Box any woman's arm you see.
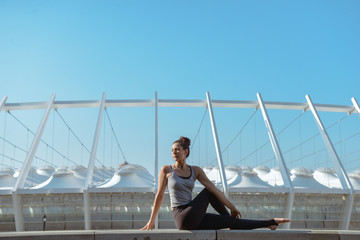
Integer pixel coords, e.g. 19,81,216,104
141,165,169,230
194,166,242,218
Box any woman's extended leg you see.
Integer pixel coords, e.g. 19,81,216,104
197,213,278,230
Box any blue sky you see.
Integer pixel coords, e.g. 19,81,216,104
0,1,360,176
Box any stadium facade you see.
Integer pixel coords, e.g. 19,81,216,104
0,92,360,231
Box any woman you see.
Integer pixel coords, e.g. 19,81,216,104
142,136,290,230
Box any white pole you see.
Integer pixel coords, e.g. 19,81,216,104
11,192,22,231
154,91,159,229
257,93,293,188
83,189,90,230
257,93,293,229
306,94,354,229
351,97,360,116
12,94,56,231
155,91,159,190
84,92,106,230
0,96,7,110
206,92,228,195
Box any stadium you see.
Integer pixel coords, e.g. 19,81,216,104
1,92,360,232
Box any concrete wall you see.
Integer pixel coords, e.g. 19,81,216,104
0,230,360,240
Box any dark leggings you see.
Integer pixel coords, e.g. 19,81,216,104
172,188,277,230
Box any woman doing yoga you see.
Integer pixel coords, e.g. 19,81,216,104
142,136,290,230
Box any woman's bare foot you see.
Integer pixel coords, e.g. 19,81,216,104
275,218,291,225
268,218,291,230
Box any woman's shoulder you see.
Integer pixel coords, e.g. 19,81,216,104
190,165,203,176
160,165,172,174
190,165,200,170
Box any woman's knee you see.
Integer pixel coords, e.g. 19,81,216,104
198,188,211,197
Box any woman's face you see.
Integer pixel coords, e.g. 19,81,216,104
172,143,188,161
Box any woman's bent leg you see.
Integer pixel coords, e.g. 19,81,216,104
192,188,229,216
172,188,229,230
204,189,230,216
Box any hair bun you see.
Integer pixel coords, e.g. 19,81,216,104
179,136,191,148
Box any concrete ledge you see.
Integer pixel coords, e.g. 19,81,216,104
0,229,360,240
338,230,360,240
0,230,94,240
96,229,216,240
217,229,340,240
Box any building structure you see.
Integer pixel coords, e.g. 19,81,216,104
0,92,359,231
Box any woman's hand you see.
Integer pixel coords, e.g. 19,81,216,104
230,208,242,219
141,219,155,230
141,165,170,231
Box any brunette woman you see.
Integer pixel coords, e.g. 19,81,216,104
142,136,290,230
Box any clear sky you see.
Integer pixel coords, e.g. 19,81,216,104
0,1,360,177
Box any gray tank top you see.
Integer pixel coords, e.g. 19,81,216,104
167,165,196,207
